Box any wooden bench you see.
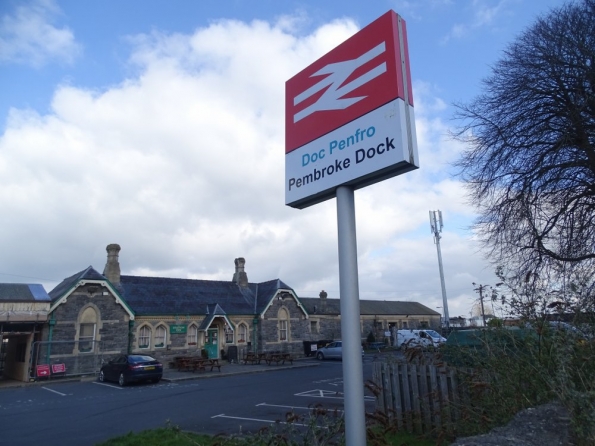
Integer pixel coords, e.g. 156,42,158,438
205,359,222,372
244,353,260,364
265,352,293,365
191,358,206,372
174,357,191,371
265,353,283,365
243,352,263,365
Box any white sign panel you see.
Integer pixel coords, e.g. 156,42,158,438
286,98,417,208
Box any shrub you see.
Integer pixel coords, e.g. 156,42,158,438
441,321,595,444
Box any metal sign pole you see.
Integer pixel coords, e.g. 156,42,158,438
336,185,367,446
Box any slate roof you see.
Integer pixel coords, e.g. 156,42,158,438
49,266,294,317
49,266,106,302
298,297,440,316
118,276,292,316
0,284,50,302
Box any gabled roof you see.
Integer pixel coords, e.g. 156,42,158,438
198,304,235,331
49,266,135,319
0,284,50,302
49,266,106,302
119,275,293,317
298,297,440,316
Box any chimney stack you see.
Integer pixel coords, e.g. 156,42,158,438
103,244,121,286
319,290,328,299
232,257,249,287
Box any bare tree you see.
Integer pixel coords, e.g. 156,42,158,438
454,0,595,280
494,259,595,321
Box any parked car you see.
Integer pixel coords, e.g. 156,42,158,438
316,341,365,360
98,354,163,386
542,321,591,344
396,329,446,349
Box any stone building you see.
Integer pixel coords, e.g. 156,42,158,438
44,244,310,371
299,291,441,345
1,244,441,381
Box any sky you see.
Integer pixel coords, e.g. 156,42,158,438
0,0,569,321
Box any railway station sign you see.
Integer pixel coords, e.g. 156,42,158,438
285,10,419,209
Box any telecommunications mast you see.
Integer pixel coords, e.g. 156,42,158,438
429,210,450,329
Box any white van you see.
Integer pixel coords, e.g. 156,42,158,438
395,329,446,349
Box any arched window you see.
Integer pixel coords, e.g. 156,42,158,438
78,307,97,353
238,323,248,343
138,325,151,349
187,324,198,345
278,308,289,341
155,325,166,348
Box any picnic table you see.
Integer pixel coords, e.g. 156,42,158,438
264,352,293,365
243,352,267,365
174,356,194,371
193,358,221,372
174,356,222,372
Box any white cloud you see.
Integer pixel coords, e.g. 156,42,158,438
0,0,81,67
441,0,508,43
0,14,498,320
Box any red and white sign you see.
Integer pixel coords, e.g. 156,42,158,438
286,10,412,154
51,363,66,374
36,364,50,377
285,10,418,209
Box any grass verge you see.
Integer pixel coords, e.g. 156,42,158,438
96,423,437,446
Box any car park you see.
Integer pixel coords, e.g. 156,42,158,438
315,340,365,360
98,354,163,386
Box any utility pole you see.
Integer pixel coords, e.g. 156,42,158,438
473,283,488,327
429,210,450,330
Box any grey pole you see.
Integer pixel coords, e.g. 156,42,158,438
336,185,367,446
430,210,450,329
435,235,450,328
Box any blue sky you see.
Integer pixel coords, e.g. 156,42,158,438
0,0,568,320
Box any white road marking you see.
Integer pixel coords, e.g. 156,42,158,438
212,414,310,426
41,387,68,396
92,382,123,390
295,389,375,401
295,389,344,399
256,402,339,411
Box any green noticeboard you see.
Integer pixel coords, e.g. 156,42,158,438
170,324,187,334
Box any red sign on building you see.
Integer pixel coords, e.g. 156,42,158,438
51,363,66,374
36,364,50,377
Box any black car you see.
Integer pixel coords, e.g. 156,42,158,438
98,354,163,386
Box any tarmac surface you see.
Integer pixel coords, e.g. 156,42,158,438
0,357,321,388
161,357,320,382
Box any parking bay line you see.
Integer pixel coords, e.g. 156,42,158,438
295,389,375,401
256,402,342,412
92,382,124,390
42,387,68,396
212,414,310,427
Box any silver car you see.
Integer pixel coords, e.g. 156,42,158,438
315,341,364,360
